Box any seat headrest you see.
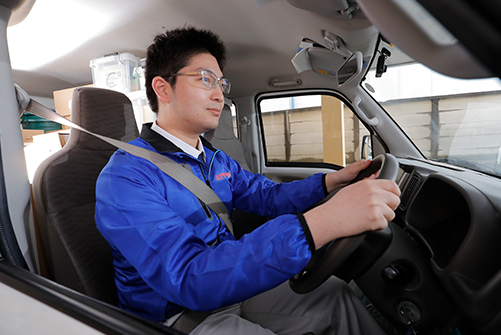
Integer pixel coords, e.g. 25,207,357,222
204,104,234,141
67,87,139,150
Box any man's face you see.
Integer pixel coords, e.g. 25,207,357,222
168,52,225,135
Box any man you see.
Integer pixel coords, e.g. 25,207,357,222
95,27,401,334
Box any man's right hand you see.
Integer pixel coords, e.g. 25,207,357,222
303,179,401,250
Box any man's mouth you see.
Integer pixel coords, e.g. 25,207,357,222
207,106,222,115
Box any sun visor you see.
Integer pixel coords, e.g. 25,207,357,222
307,48,349,78
291,37,363,87
291,37,348,74
291,38,326,73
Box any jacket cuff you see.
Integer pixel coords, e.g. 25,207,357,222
321,173,329,196
296,213,315,254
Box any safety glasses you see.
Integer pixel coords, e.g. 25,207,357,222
170,70,231,94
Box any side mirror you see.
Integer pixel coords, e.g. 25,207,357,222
361,135,373,160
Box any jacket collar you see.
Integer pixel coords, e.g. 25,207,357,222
140,122,216,154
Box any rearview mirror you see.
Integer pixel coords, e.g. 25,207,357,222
337,51,363,86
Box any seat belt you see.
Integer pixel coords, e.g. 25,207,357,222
24,98,235,236
170,309,212,333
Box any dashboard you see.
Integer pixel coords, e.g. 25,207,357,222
354,157,501,334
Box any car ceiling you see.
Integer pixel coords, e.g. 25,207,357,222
8,0,389,99
13,0,491,101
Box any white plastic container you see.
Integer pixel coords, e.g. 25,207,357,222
126,90,155,128
89,52,141,93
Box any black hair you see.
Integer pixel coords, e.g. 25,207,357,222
145,26,226,113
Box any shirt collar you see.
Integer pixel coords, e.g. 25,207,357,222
140,122,215,158
151,121,205,160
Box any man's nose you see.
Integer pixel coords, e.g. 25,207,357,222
211,85,224,102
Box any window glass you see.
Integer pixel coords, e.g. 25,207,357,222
365,61,501,176
260,94,370,167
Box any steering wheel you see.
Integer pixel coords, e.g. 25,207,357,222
289,153,400,294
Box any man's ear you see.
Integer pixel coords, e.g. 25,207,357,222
152,76,172,104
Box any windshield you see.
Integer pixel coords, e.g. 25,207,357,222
364,54,501,177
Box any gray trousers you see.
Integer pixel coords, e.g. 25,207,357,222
189,277,388,335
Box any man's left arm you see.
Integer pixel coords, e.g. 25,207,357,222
323,159,372,193
228,156,371,218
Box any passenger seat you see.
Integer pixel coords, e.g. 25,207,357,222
204,101,269,238
204,101,250,171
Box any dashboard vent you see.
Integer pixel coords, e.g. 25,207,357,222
400,174,420,210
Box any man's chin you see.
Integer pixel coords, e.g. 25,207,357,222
201,124,219,135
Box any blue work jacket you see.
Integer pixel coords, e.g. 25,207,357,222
95,123,328,322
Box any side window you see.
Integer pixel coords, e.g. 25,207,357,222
260,94,370,167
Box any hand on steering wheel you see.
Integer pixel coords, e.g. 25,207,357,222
289,154,400,294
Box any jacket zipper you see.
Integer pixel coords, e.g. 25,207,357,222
196,150,225,245
197,164,213,220
196,150,219,220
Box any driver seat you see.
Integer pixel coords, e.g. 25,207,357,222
32,87,139,305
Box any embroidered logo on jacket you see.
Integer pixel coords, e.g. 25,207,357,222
215,172,231,180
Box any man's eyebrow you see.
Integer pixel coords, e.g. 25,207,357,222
194,67,210,72
196,67,221,76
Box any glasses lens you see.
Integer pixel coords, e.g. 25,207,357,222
221,78,231,94
199,71,230,94
201,71,217,89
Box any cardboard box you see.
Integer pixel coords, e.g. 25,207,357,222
53,84,93,123
22,129,45,144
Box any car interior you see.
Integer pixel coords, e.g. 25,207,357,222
1,0,501,334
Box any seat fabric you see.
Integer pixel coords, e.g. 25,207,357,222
204,104,268,238
204,104,250,171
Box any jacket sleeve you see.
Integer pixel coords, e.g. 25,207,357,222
223,153,328,218
95,153,313,313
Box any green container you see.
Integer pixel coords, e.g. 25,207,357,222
20,112,62,132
